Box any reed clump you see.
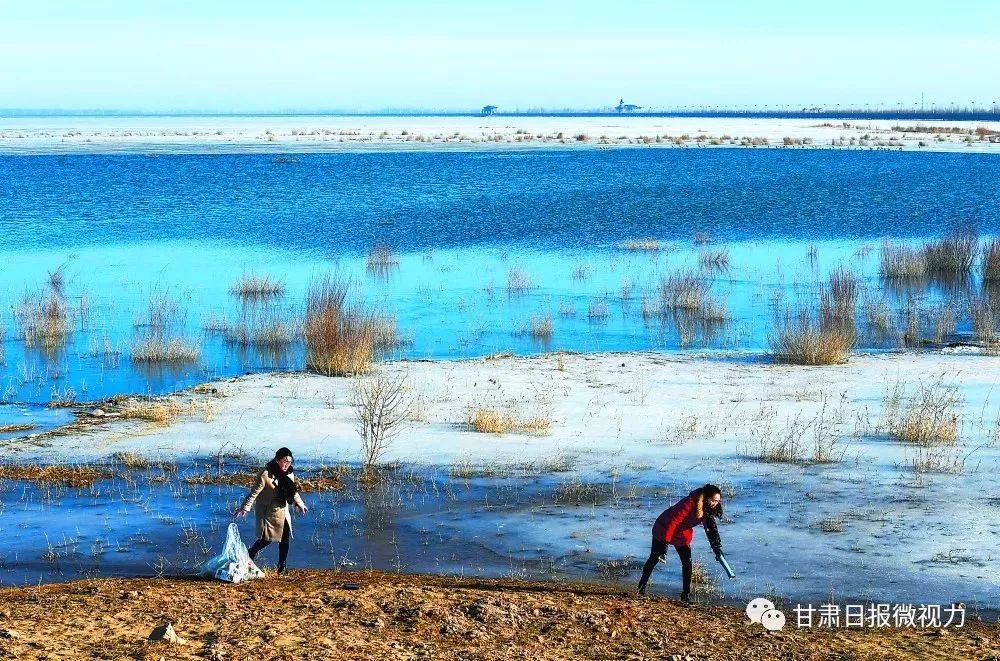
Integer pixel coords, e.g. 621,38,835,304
304,276,393,376
229,273,286,301
466,407,552,435
922,227,977,276
880,241,926,282
982,239,1000,284
619,238,662,251
118,398,185,424
506,268,535,295
883,378,960,447
366,244,400,276
529,314,553,340
131,336,201,364
15,290,71,351
769,309,854,365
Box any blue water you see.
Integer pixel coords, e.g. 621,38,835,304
3,150,998,251
1,149,999,404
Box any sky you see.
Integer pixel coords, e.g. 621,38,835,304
2,0,998,113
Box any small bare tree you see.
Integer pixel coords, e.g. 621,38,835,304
351,370,409,481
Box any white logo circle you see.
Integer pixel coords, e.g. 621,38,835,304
760,608,786,631
745,597,776,624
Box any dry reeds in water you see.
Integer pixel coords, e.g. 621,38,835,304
983,239,1000,284
229,273,285,301
769,308,854,365
588,298,610,321
304,276,392,376
922,227,977,277
969,295,1000,349
698,249,730,272
366,244,400,277
619,238,662,252
880,241,926,282
131,337,201,364
883,378,960,446
529,314,553,340
15,290,71,351
506,268,535,295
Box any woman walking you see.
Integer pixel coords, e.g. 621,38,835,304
234,447,308,574
636,483,724,602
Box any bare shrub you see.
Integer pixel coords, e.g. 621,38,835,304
351,370,409,480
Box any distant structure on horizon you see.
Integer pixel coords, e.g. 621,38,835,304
615,99,642,113
481,105,498,116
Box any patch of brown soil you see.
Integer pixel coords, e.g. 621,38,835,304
0,571,995,660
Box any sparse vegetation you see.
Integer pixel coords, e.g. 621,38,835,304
304,276,388,376
351,370,410,481
768,308,854,365
466,407,551,435
883,377,961,447
228,272,286,300
366,244,400,276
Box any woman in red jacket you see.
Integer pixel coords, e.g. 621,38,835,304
636,484,724,602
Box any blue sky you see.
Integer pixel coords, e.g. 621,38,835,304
2,0,998,112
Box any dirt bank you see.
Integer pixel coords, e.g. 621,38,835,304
0,571,995,660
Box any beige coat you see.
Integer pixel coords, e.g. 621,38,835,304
241,469,300,542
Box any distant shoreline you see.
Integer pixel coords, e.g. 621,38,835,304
3,109,1000,121
2,114,999,155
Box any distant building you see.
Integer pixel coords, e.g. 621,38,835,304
615,98,642,113
482,105,498,116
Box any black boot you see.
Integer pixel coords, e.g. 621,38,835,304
679,591,690,606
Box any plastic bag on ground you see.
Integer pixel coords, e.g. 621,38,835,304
199,522,265,583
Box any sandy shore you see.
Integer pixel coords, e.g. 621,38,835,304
0,570,995,660
1,115,998,154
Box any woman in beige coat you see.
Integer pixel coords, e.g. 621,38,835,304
233,447,307,574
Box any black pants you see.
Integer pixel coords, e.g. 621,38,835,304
248,523,290,571
637,538,692,595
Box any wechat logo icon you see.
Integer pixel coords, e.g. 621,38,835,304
747,597,785,631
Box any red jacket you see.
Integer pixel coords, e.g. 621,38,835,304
652,490,705,547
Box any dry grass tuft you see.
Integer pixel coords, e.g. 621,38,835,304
366,244,400,276
884,378,960,446
0,464,111,487
769,309,854,365
304,276,392,376
466,407,552,435
619,238,662,251
118,398,185,424
922,227,977,275
229,273,286,300
880,241,926,282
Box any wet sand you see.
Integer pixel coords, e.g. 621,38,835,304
0,570,995,660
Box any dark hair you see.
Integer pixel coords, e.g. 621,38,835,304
275,447,293,461
702,483,723,517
